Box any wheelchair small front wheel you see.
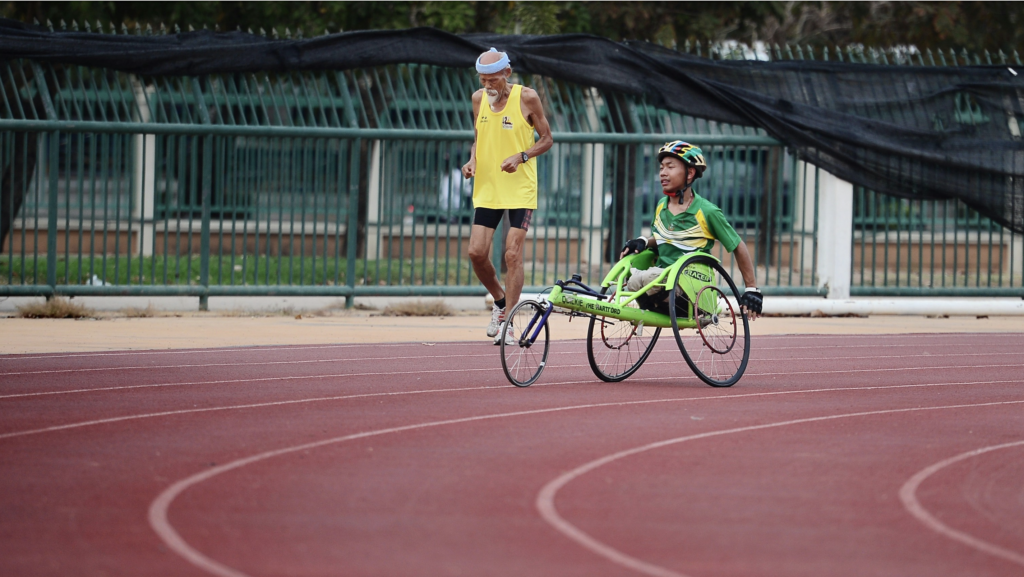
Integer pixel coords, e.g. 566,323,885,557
501,300,551,387
669,256,750,387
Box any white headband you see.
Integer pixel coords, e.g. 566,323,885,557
475,47,510,74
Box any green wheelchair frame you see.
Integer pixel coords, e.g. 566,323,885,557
499,250,751,388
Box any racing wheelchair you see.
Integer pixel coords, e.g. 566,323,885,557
499,249,750,388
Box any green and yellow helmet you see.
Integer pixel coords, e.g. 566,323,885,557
657,140,707,180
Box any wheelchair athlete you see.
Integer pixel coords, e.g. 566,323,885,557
618,141,763,319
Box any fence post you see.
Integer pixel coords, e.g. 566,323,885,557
345,138,361,308
191,77,212,311
1013,233,1023,290
130,77,156,257
581,140,605,269
31,63,60,296
365,140,382,264
816,170,853,298
46,130,59,293
794,160,820,285
581,89,605,273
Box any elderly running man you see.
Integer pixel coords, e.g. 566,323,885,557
462,47,553,344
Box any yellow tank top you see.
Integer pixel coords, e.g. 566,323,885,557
472,84,538,209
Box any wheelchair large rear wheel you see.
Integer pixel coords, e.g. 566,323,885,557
669,256,750,387
586,286,661,382
500,300,551,387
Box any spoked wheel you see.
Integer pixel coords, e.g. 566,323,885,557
669,256,750,387
500,299,551,387
587,286,661,382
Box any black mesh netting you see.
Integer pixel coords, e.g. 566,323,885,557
2,19,1023,233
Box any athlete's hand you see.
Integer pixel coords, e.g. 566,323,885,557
739,288,762,321
500,154,522,173
619,237,648,259
462,159,476,179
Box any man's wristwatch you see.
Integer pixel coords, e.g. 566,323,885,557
520,151,529,163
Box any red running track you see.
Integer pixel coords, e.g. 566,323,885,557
1,333,1022,577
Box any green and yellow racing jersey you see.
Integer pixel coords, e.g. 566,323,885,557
651,192,742,269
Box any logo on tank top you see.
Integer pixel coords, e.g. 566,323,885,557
502,116,513,129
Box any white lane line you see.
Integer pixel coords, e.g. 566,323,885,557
536,400,1024,577
899,441,1024,567
148,398,729,577
0,366,508,400
749,363,1024,378
0,341,494,362
741,333,1024,340
3,357,1021,401
0,384,503,441
4,350,1021,378
5,332,1021,362
0,352,512,377
2,376,1018,444
671,336,1024,348
147,394,1024,577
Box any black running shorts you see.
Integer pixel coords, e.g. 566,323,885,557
473,208,533,231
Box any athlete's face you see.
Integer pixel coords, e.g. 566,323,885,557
659,157,694,194
479,68,511,103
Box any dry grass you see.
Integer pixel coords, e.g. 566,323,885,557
121,303,159,318
206,307,300,318
381,299,454,317
17,296,96,319
212,300,377,318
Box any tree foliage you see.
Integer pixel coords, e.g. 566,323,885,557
3,2,1023,53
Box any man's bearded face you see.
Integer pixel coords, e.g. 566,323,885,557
479,69,510,104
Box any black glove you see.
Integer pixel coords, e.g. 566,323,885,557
621,237,648,256
739,288,763,315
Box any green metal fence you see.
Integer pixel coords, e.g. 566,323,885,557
851,188,1023,296
2,28,1022,307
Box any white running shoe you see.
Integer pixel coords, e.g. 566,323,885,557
486,304,505,337
494,322,516,346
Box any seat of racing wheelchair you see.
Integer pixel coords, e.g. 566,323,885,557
634,288,690,318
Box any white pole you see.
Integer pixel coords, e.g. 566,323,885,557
131,77,156,257
365,140,382,261
580,88,604,267
816,170,854,299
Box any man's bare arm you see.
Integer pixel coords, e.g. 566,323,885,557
732,240,760,319
732,241,758,289
500,87,553,173
462,90,483,179
521,87,553,159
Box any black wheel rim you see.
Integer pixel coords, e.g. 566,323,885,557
501,300,550,387
669,257,750,387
